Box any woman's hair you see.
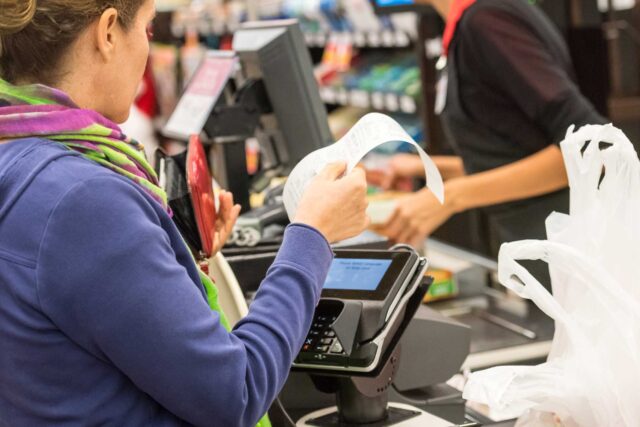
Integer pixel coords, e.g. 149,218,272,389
0,0,146,84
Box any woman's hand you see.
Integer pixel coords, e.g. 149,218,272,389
377,183,461,248
211,190,241,255
294,162,370,243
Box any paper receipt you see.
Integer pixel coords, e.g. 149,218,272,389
283,113,444,221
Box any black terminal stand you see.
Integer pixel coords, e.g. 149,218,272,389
300,278,432,427
202,79,272,213
307,347,421,426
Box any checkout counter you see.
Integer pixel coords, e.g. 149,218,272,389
224,241,473,427
161,19,554,426
223,233,553,426
423,240,554,372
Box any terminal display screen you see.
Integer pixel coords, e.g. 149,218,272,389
324,259,393,291
321,250,414,300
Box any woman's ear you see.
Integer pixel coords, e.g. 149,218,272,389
95,8,119,62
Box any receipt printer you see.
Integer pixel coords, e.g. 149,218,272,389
293,248,428,374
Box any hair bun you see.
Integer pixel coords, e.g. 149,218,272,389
0,0,37,36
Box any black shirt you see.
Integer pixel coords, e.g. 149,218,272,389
442,0,606,175
439,0,607,272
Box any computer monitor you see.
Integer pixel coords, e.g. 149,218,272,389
232,20,333,171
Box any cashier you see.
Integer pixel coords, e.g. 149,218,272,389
375,0,606,256
0,1,369,426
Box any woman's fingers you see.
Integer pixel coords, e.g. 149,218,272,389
210,190,243,255
318,162,347,180
227,204,241,234
217,191,232,221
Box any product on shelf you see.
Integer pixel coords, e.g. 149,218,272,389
318,52,421,114
423,269,459,303
148,0,426,156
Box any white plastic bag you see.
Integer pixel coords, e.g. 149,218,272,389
463,124,640,426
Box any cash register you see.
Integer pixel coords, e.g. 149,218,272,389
289,246,471,427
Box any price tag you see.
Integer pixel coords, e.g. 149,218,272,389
400,96,417,114
368,32,381,47
382,30,394,47
354,32,366,47
385,93,399,112
350,90,370,109
320,87,336,104
395,31,410,47
337,88,349,105
371,92,385,110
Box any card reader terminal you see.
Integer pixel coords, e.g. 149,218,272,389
293,249,428,374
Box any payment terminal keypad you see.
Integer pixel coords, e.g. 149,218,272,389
301,314,344,355
296,304,351,366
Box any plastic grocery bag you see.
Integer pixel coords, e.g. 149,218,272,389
463,124,640,427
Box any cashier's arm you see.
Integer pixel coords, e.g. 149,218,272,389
447,145,567,209
379,145,567,244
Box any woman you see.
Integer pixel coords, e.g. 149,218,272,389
0,1,369,426
375,0,606,267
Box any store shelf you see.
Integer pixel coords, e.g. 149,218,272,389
304,30,414,48
319,86,418,114
156,0,190,12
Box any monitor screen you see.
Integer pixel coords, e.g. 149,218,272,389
323,258,393,291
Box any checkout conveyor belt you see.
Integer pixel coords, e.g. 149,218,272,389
432,295,554,370
423,239,555,371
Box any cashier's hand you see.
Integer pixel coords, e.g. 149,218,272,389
212,190,242,255
366,153,424,190
377,187,456,248
295,162,370,243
